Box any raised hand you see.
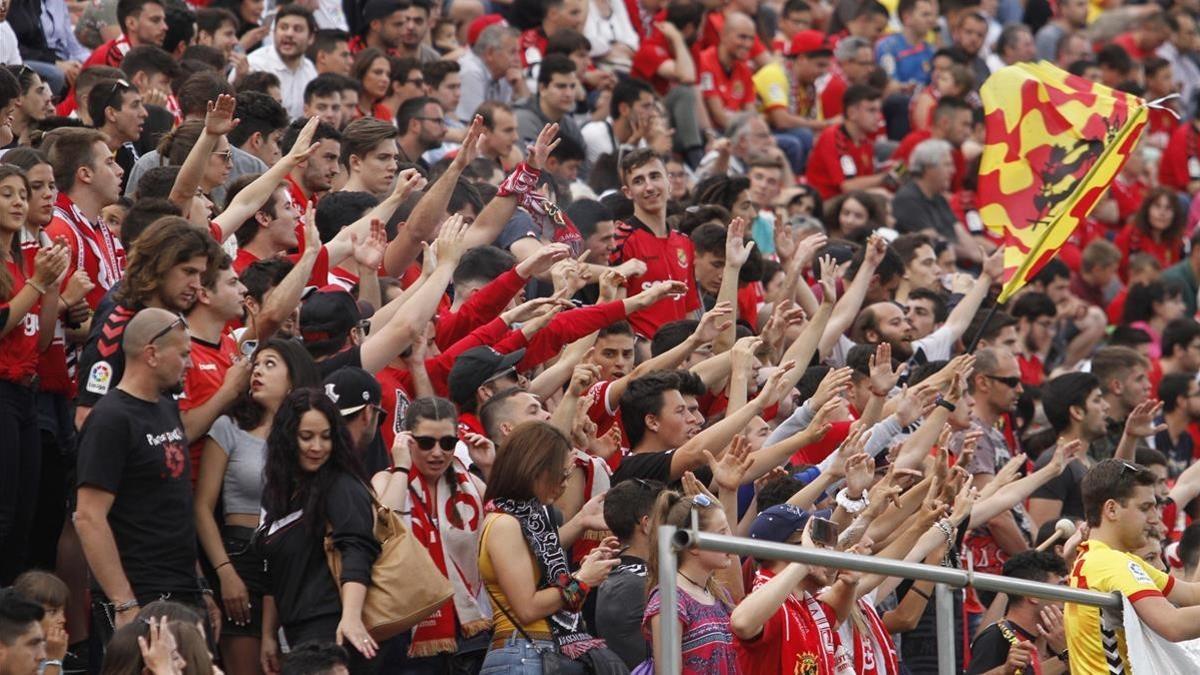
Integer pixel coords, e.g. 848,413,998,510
693,301,734,343
568,363,601,397
286,115,321,163
844,451,875,497
732,335,764,376
351,219,386,271
812,366,853,409
204,94,239,136
1125,399,1166,438
434,214,469,266
794,231,828,269
598,268,627,302
517,242,572,279
463,432,496,474
451,115,485,168
33,241,69,287
863,234,887,269
502,292,573,325
705,435,755,493
528,123,561,171
391,167,428,202
627,279,688,310
817,254,838,304
724,217,755,268
1049,438,1084,474
758,360,797,406
138,617,181,675
868,342,904,395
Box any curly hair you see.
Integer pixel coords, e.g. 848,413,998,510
115,217,221,309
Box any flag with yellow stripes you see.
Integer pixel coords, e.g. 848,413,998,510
978,61,1149,302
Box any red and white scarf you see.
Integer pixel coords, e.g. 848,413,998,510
405,459,490,656
752,570,840,674
852,597,900,675
53,192,122,291
569,449,612,564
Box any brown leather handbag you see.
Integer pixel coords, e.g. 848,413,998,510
325,496,453,641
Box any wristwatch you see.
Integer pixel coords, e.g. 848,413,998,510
934,395,956,413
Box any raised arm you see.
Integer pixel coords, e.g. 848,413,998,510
712,217,753,354
382,116,484,275
820,236,885,357
462,123,559,250
171,94,236,228
938,247,1002,341
212,116,321,241
243,219,322,343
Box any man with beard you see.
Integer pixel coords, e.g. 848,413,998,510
75,307,219,647
247,4,318,119
83,0,167,69
75,218,221,427
1029,373,1111,528
951,10,991,86
841,245,1001,365
282,118,342,219
1010,291,1057,388
395,97,446,172
1089,346,1154,461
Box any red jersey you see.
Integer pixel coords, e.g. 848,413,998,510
817,70,847,120
1017,353,1044,388
0,259,40,381
609,216,700,338
696,11,767,60
284,175,312,218
1158,122,1200,193
737,282,764,331
19,232,72,395
630,30,675,96
46,193,124,310
233,246,331,287
434,268,526,351
697,47,756,112
1114,223,1181,282
519,27,548,68
735,569,842,675
1112,33,1155,61
805,124,875,199
82,34,132,68
180,333,238,480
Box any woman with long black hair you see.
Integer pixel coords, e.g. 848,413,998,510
258,388,380,675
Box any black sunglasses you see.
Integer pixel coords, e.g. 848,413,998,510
149,315,187,344
413,435,457,451
985,374,1022,388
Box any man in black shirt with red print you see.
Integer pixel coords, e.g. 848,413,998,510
74,307,219,646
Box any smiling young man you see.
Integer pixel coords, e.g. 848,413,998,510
83,0,166,68
87,79,147,194
247,4,318,119
610,148,700,339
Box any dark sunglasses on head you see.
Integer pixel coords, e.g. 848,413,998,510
985,374,1021,388
414,435,457,451
149,315,187,344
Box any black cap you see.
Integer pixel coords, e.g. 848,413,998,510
448,346,526,406
300,287,359,347
323,367,382,416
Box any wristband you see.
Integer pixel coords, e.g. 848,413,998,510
496,162,541,198
214,560,232,571
1055,648,1069,662
43,660,62,670
555,573,589,612
390,466,409,474
835,487,869,514
934,395,956,413
112,599,139,613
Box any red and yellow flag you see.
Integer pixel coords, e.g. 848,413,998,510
978,61,1149,302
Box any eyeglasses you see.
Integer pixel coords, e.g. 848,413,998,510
1120,461,1141,474
406,77,426,86
985,374,1022,388
149,315,187,345
415,116,445,125
213,150,233,164
356,318,371,336
413,435,457,451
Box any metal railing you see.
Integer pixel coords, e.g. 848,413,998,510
656,524,1122,675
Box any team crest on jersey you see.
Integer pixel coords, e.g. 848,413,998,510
731,81,744,100
86,361,112,395
797,654,819,675
676,248,687,268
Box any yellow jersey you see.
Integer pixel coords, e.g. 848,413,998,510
1066,539,1176,673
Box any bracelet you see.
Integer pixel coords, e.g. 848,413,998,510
1055,648,1069,662
934,395,956,413
112,599,139,613
835,487,869,514
390,466,409,474
555,573,589,612
935,518,955,545
26,280,46,295
43,660,62,669
909,587,930,601
214,560,232,571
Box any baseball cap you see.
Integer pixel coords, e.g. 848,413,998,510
467,14,507,46
749,504,833,543
787,30,833,57
299,286,359,346
323,367,382,416
448,346,526,406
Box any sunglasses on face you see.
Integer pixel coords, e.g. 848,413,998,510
985,374,1021,388
413,435,457,451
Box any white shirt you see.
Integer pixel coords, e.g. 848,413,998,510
585,0,639,60
247,45,317,119
0,23,21,66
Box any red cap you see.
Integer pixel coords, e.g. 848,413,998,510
467,14,507,46
787,29,833,57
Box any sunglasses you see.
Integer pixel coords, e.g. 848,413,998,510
985,374,1022,388
413,435,457,451
149,315,187,344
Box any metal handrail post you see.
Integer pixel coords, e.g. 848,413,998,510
657,524,681,675
935,583,955,675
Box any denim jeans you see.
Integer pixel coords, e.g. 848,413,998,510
480,635,585,675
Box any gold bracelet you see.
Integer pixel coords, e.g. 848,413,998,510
26,280,46,295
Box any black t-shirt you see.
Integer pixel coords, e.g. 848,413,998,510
76,389,198,596
610,450,713,487
1030,448,1087,522
966,620,1037,674
77,301,137,408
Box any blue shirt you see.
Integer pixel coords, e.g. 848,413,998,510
875,32,933,85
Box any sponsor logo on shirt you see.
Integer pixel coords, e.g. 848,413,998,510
1128,560,1153,585
85,361,112,395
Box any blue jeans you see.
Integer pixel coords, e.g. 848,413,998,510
480,635,584,675
773,128,813,174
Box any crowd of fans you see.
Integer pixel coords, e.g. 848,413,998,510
0,0,1197,672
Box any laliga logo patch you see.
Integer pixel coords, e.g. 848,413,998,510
86,361,113,395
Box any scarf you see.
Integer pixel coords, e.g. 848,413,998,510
997,620,1042,675
569,449,612,564
485,497,606,660
406,460,490,656
751,569,840,674
853,597,900,675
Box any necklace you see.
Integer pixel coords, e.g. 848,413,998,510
678,570,712,595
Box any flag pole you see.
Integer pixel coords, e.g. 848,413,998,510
965,298,1001,354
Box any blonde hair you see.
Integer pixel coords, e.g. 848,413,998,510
644,490,732,609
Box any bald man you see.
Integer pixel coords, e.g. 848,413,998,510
74,307,216,645
697,11,759,130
